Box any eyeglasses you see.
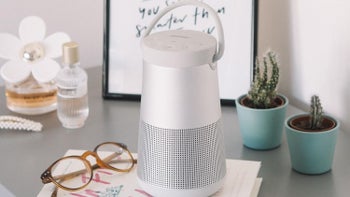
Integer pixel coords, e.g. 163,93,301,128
40,142,136,195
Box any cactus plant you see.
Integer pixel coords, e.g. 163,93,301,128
236,50,288,150
310,95,324,130
288,95,336,132
285,95,339,174
246,50,280,108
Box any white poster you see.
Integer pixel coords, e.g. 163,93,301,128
103,0,256,103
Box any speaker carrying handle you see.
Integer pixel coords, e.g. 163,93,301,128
143,0,225,63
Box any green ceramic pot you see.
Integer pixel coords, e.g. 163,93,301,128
285,114,339,175
235,94,288,150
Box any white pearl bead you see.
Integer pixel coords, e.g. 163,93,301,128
0,116,43,132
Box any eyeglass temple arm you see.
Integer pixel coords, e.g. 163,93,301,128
49,153,119,182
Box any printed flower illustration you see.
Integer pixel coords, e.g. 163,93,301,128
0,16,70,83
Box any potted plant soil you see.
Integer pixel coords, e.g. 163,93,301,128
236,50,288,150
285,95,339,175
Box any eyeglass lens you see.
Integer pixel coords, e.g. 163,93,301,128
96,143,134,171
51,157,91,190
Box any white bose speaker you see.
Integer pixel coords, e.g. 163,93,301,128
137,1,226,196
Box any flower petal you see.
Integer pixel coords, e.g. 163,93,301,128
0,60,31,83
44,32,71,58
19,16,46,43
0,33,22,60
32,58,61,83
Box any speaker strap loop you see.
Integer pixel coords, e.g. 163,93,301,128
143,0,225,63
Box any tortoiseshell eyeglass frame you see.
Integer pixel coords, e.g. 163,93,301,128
40,142,137,195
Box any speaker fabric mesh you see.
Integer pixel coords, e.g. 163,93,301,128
137,120,226,190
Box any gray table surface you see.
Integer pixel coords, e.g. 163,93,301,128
0,67,349,197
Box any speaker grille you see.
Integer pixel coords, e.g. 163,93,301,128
137,120,226,190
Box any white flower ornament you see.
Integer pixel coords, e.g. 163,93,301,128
0,16,70,83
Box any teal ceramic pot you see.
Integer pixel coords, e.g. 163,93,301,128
285,114,339,175
235,94,288,150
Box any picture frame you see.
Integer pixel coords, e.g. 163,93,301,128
103,0,258,105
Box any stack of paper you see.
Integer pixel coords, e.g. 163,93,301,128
38,150,262,197
212,160,262,197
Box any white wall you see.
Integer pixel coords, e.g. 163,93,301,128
259,0,350,132
1,0,349,132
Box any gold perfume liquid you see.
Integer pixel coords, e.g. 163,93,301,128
5,75,57,115
6,89,57,107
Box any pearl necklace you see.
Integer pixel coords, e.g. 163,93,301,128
0,116,43,132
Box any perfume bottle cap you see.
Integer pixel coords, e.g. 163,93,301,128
63,41,79,65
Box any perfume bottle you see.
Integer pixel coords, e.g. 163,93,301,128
1,42,59,115
0,16,70,115
56,42,89,129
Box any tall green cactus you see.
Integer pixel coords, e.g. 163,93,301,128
310,95,324,129
247,50,280,108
